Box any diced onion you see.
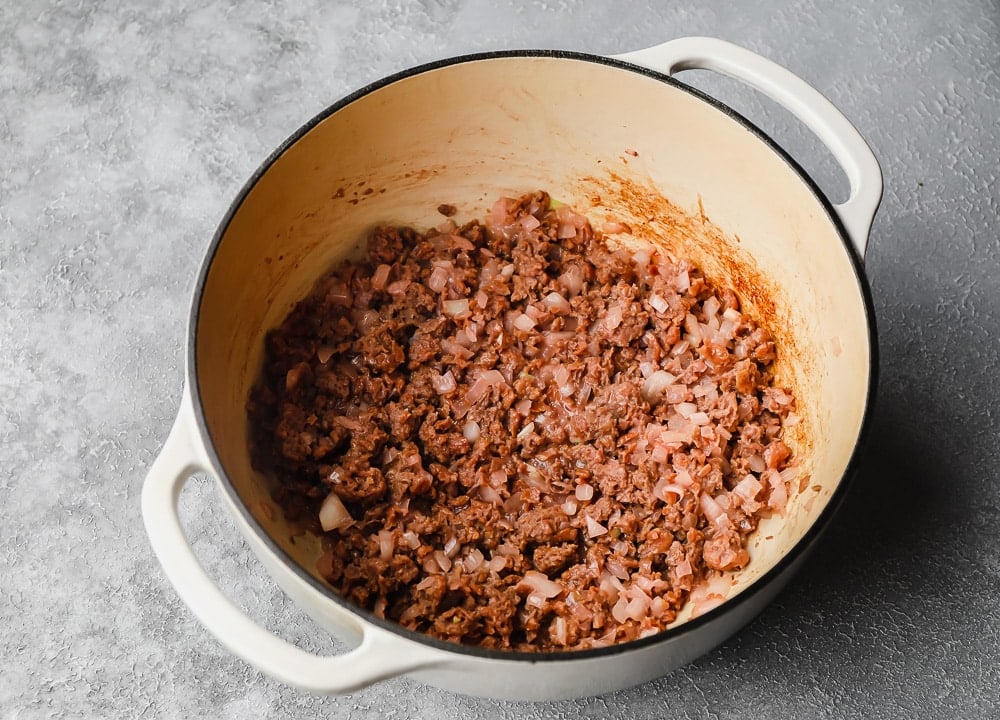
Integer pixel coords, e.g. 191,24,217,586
443,298,469,317
653,477,687,502
467,370,506,404
699,493,730,531
559,265,584,296
585,515,608,538
520,570,563,598
544,291,571,314
401,531,421,549
689,411,710,426
386,279,410,296
558,222,577,239
434,550,452,572
641,370,678,403
440,338,474,359
463,420,481,443
319,491,352,532
552,616,568,645
478,484,503,505
575,483,594,501
767,469,788,514
703,295,721,320
520,214,541,232
676,402,698,419
372,264,391,291
611,595,630,623
431,370,457,395
604,303,623,330
463,548,485,572
649,294,669,314
513,313,536,332
428,266,450,293
378,529,394,560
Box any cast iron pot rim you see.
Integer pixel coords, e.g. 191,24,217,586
186,49,880,664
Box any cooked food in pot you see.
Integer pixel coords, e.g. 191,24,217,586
247,191,798,651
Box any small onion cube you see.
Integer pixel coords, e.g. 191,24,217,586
703,295,721,320
544,291,571,314
319,491,352,532
434,550,452,572
689,411,710,426
431,370,457,395
585,515,608,538
386,279,410,295
402,531,421,549
463,420,481,443
604,303,624,330
513,313,536,332
520,214,541,232
378,529,394,560
559,266,583,296
371,263,391,291
443,298,469,317
552,616,568,645
676,268,690,291
464,548,485,572
520,570,563,598
676,402,698,419
428,266,449,293
641,370,678,403
440,338,474,359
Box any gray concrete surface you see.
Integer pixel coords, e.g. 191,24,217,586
2,1,998,717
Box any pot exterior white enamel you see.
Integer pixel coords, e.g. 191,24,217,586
142,37,881,700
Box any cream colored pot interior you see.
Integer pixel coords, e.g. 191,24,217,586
195,55,870,631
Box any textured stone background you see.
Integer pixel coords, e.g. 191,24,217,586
2,1,998,717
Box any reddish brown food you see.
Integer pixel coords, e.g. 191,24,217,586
248,191,798,651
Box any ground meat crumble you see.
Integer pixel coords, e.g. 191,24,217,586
247,191,798,651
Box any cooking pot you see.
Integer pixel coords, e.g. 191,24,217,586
142,36,881,700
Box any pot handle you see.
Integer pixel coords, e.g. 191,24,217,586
141,390,443,694
614,36,882,260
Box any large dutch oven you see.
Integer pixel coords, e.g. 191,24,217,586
142,37,881,700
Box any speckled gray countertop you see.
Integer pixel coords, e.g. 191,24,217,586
2,1,998,718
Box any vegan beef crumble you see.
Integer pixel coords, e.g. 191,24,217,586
247,191,797,651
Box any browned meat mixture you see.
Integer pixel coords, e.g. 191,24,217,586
248,191,797,651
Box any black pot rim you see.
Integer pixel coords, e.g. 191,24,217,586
186,49,880,663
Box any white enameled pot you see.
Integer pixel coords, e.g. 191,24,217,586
142,37,881,701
